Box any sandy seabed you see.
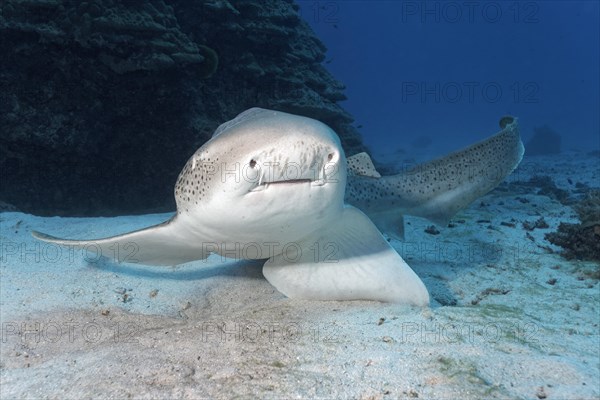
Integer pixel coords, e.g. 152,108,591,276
1,152,599,399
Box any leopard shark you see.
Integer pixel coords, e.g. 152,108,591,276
33,108,524,306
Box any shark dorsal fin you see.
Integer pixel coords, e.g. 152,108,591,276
347,152,381,178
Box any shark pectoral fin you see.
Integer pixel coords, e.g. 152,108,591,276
262,206,429,305
368,212,405,241
32,216,208,266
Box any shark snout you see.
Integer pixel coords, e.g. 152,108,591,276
247,146,343,192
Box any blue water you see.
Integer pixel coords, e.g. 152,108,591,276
298,1,600,156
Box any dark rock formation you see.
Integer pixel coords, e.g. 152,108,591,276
514,175,572,205
522,217,549,231
0,0,367,216
525,125,562,156
546,190,600,262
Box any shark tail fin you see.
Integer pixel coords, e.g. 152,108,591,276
386,116,524,226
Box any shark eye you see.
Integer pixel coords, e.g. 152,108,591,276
249,159,257,168
328,153,334,161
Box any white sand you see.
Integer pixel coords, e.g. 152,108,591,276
1,152,598,399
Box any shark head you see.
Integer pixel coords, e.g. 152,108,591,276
174,108,348,245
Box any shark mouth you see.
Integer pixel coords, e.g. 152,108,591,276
248,163,330,193
267,178,312,185
250,178,327,192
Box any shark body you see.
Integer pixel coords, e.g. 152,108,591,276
33,108,524,306
346,117,524,239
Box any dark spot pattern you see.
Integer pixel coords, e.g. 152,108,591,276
347,152,380,178
174,150,218,211
346,122,523,215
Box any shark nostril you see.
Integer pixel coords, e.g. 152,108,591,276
249,159,257,168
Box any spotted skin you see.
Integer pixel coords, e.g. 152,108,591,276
346,118,524,226
174,150,220,213
347,152,381,178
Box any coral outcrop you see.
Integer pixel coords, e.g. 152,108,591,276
546,190,600,262
0,0,366,215
525,125,562,155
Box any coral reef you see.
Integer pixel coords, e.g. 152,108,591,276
575,190,600,229
514,175,571,205
0,0,366,216
546,190,600,262
0,200,19,212
522,217,549,231
525,125,562,155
